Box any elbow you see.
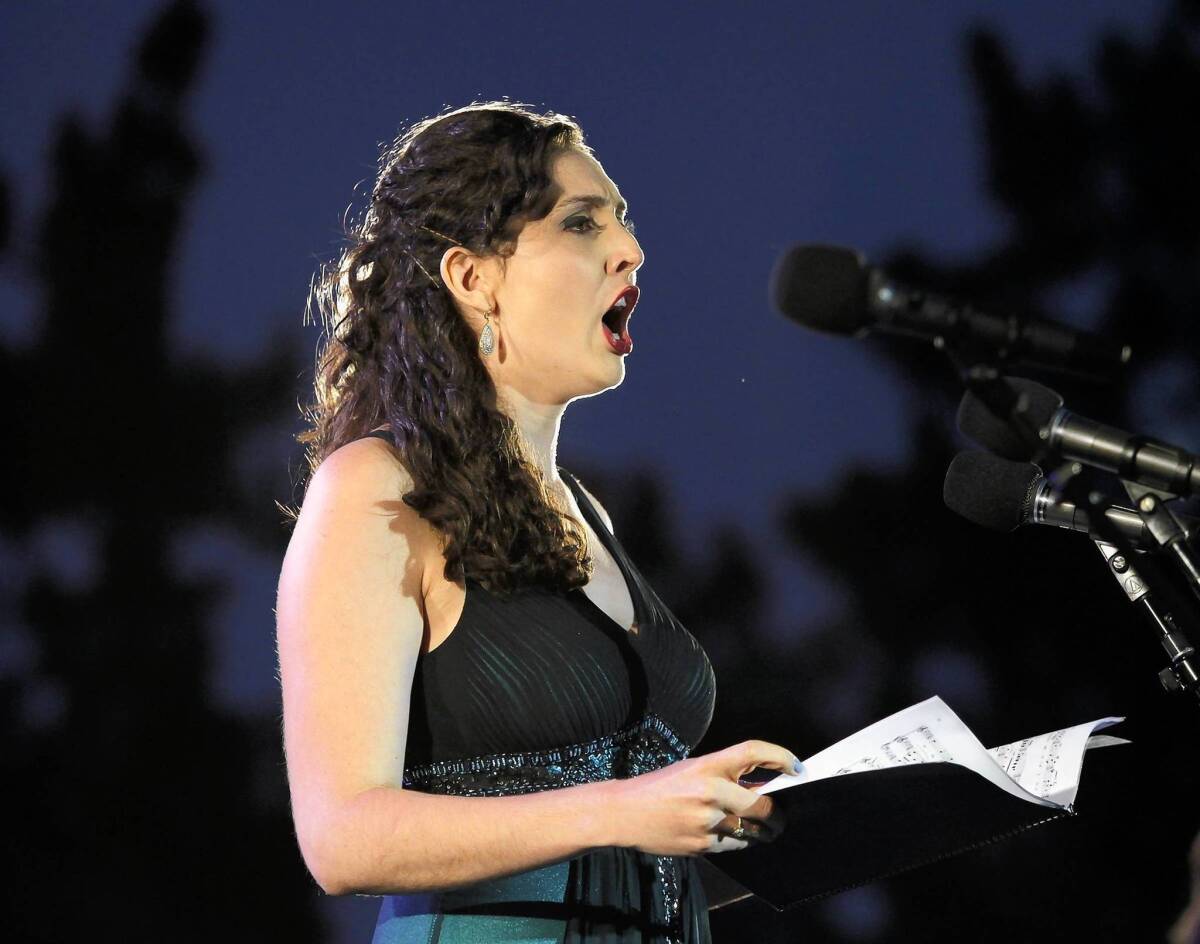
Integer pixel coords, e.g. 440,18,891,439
297,820,361,897
318,848,415,897
311,847,385,897
317,853,377,897
300,791,400,896
315,860,397,898
305,845,352,897
301,786,422,896
316,872,345,897
307,830,388,896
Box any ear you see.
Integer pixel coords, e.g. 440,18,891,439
440,245,498,327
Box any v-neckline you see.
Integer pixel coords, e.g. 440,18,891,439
559,469,643,637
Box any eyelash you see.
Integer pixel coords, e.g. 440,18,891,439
566,215,638,236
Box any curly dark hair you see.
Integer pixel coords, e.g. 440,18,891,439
290,100,599,597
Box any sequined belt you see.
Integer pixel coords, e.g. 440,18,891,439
401,712,691,796
400,713,693,943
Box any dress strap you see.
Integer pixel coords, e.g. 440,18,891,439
559,468,651,632
558,467,610,535
559,469,622,554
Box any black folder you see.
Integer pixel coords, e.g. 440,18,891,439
698,762,1074,912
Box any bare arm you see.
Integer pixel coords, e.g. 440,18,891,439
326,779,619,895
276,438,619,895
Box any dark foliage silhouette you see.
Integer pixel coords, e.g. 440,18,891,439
2,2,328,939
722,2,1200,940
6,1,1198,941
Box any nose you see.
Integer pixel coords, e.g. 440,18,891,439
608,223,644,276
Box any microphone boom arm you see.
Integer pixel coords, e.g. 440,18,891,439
1121,480,1200,599
1093,539,1200,702
1057,466,1200,703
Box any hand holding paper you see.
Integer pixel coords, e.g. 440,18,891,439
757,695,1126,812
706,695,1128,911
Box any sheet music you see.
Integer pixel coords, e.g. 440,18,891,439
987,724,1129,808
756,695,1126,811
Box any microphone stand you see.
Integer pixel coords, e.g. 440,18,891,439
1055,464,1200,704
941,341,1200,705
1119,481,1200,599
1094,540,1200,702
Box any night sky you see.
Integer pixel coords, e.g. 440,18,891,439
0,2,1174,940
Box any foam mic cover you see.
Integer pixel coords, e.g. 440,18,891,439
769,244,869,335
943,451,1044,532
956,378,1065,460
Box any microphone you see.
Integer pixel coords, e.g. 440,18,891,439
942,451,1181,549
957,377,1200,498
768,244,1131,376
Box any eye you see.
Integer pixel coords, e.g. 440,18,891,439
565,214,638,236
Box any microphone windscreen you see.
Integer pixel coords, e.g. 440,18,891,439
956,378,1064,460
943,451,1043,532
768,244,869,335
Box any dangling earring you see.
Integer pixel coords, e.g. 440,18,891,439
479,307,496,356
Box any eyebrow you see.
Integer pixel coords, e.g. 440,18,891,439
557,194,629,217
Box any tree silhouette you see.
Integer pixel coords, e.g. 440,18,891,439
8,2,1197,941
728,1,1200,940
2,2,326,939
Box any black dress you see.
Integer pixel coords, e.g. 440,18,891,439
361,431,718,943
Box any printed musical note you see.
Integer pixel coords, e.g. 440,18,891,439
758,696,1128,813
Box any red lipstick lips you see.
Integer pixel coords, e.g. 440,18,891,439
601,286,639,355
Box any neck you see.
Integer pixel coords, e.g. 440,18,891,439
496,384,567,486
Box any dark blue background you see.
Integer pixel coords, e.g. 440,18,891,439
2,2,1186,941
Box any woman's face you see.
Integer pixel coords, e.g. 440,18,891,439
482,149,644,404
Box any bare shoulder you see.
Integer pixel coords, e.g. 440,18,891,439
311,433,413,497
294,434,440,588
279,431,431,652
572,476,615,535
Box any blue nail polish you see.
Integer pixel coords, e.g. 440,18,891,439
793,758,804,774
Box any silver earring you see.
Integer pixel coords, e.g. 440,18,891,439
479,307,495,356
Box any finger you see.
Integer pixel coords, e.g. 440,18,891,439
708,784,787,845
737,773,783,791
707,833,750,854
761,798,788,837
711,779,779,822
713,812,777,843
719,740,803,781
739,791,777,825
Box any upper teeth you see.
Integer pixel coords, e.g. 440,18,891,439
614,296,627,308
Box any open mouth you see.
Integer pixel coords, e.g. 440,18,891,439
601,286,639,354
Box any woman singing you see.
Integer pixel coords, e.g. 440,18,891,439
275,101,798,942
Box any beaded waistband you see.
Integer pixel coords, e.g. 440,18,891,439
399,713,692,943
401,713,690,796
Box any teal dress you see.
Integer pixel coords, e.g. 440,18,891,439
361,433,718,942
